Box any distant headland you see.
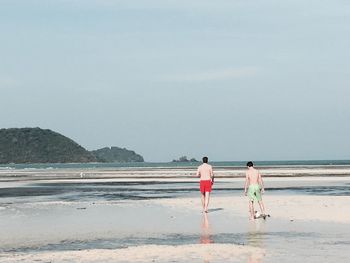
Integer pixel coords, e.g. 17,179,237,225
0,127,144,164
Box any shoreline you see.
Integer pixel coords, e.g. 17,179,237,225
1,165,350,183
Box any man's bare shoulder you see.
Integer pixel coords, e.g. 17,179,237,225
198,163,212,169
197,164,204,170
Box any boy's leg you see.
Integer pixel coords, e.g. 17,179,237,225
258,200,266,215
249,200,254,220
204,192,210,212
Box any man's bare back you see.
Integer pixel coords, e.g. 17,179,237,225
197,157,214,213
196,163,213,181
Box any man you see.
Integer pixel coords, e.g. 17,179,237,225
196,156,214,213
244,161,266,220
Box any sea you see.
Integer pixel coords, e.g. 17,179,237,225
1,159,350,170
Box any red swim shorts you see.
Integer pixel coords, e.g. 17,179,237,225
200,180,212,193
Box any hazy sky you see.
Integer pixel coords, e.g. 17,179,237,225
1,0,350,161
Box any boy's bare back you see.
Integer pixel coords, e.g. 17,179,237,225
246,168,260,185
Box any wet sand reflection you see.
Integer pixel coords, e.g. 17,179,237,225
200,212,213,244
246,220,266,263
200,212,213,263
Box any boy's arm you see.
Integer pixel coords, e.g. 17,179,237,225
244,172,249,195
258,171,265,193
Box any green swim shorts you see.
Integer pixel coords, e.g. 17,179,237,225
248,184,262,202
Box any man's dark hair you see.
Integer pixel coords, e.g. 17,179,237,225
202,156,208,163
247,161,254,167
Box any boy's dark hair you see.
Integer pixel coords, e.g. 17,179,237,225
247,161,254,167
202,156,208,163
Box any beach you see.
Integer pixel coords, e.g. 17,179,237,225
0,165,349,262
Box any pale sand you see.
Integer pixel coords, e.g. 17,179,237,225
152,195,350,224
3,244,265,263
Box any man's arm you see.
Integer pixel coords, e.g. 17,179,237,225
258,171,265,193
210,166,214,184
196,168,200,178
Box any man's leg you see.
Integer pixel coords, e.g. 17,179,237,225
249,201,254,220
258,200,266,215
201,192,205,212
204,192,210,212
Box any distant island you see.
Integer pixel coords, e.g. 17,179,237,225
0,128,144,164
92,147,144,163
172,156,198,163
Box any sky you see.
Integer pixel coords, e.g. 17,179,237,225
1,0,350,162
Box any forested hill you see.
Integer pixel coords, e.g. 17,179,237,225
0,128,144,164
92,146,144,163
0,128,96,164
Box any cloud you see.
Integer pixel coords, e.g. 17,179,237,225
0,76,20,89
160,67,258,82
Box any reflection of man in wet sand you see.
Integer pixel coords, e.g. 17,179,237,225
196,157,214,213
200,213,213,244
244,161,266,220
200,213,213,263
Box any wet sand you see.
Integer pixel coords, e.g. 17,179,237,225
0,167,349,262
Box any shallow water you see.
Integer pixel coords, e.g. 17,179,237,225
1,179,349,204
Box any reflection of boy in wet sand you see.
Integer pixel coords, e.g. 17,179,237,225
244,161,266,220
196,156,214,213
246,221,265,263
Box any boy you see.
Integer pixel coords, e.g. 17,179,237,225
196,156,214,213
244,161,266,220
